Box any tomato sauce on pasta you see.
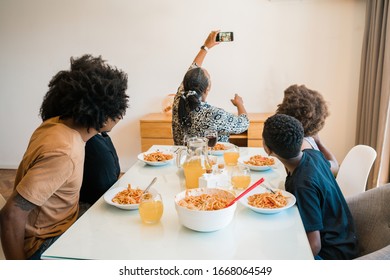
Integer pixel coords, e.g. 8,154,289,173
244,155,275,166
178,193,233,211
143,151,173,162
247,190,288,209
112,184,143,204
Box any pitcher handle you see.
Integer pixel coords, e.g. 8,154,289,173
176,147,187,168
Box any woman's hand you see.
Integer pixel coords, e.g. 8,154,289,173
230,93,244,107
194,30,220,66
203,30,220,49
231,94,247,115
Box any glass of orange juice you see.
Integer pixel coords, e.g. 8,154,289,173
182,158,206,189
139,192,163,224
231,165,251,191
223,144,240,166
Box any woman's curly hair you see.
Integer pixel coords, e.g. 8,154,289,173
276,84,329,137
40,54,129,131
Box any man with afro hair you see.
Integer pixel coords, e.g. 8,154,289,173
0,55,129,259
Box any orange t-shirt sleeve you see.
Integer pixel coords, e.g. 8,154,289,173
16,152,74,206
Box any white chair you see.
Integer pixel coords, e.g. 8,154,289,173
336,145,377,198
0,194,6,259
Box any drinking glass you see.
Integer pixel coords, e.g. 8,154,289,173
206,155,218,173
204,129,218,148
231,165,251,191
223,144,240,166
139,192,163,224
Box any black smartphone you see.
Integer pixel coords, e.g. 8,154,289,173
216,32,234,42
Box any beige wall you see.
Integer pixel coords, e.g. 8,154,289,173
0,0,366,171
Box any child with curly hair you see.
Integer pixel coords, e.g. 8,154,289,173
262,114,358,260
276,84,339,176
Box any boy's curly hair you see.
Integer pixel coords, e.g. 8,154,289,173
276,84,329,137
262,114,304,159
40,54,129,131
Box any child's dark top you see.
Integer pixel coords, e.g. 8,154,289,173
79,132,120,205
285,149,359,260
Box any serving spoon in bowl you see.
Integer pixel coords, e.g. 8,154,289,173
226,177,265,208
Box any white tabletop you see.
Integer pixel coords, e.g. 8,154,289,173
42,145,313,260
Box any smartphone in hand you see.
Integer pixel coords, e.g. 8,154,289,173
216,32,234,42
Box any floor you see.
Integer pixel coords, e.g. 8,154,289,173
0,169,16,200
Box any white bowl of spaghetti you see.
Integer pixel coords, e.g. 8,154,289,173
137,150,174,166
238,154,276,171
209,142,235,156
174,188,237,232
104,184,157,210
240,185,296,214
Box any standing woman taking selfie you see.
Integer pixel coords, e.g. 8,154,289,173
171,30,249,146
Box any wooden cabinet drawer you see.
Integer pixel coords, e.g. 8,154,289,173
140,122,172,138
139,112,272,152
248,139,263,147
247,122,264,139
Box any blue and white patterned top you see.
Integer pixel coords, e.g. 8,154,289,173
172,63,249,145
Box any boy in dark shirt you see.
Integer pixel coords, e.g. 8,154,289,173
262,114,359,259
79,132,120,207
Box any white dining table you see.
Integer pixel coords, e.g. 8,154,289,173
41,145,314,260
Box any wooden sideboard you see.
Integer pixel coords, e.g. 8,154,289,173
139,112,273,152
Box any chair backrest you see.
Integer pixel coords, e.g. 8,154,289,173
336,145,377,198
346,184,390,259
0,194,6,259
0,194,5,208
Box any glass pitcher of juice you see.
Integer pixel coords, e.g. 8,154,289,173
176,137,212,189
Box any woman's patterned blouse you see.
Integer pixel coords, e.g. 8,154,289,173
172,63,249,145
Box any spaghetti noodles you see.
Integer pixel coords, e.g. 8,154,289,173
112,184,143,204
178,193,232,211
244,155,275,166
143,151,173,162
211,143,227,151
247,190,288,209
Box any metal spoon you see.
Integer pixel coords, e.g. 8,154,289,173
263,185,276,194
143,177,157,194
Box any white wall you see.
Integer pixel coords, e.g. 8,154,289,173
0,0,366,171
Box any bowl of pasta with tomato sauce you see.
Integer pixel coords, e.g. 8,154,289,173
238,154,276,171
239,185,296,214
104,184,158,210
137,150,174,166
174,188,237,232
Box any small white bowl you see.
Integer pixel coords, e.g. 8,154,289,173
239,186,296,214
209,142,235,156
238,155,276,171
174,188,237,232
104,186,157,210
137,150,174,166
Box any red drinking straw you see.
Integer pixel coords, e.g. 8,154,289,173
226,177,265,207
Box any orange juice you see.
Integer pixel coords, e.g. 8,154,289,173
231,175,251,190
224,151,240,166
139,200,163,224
183,159,206,189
